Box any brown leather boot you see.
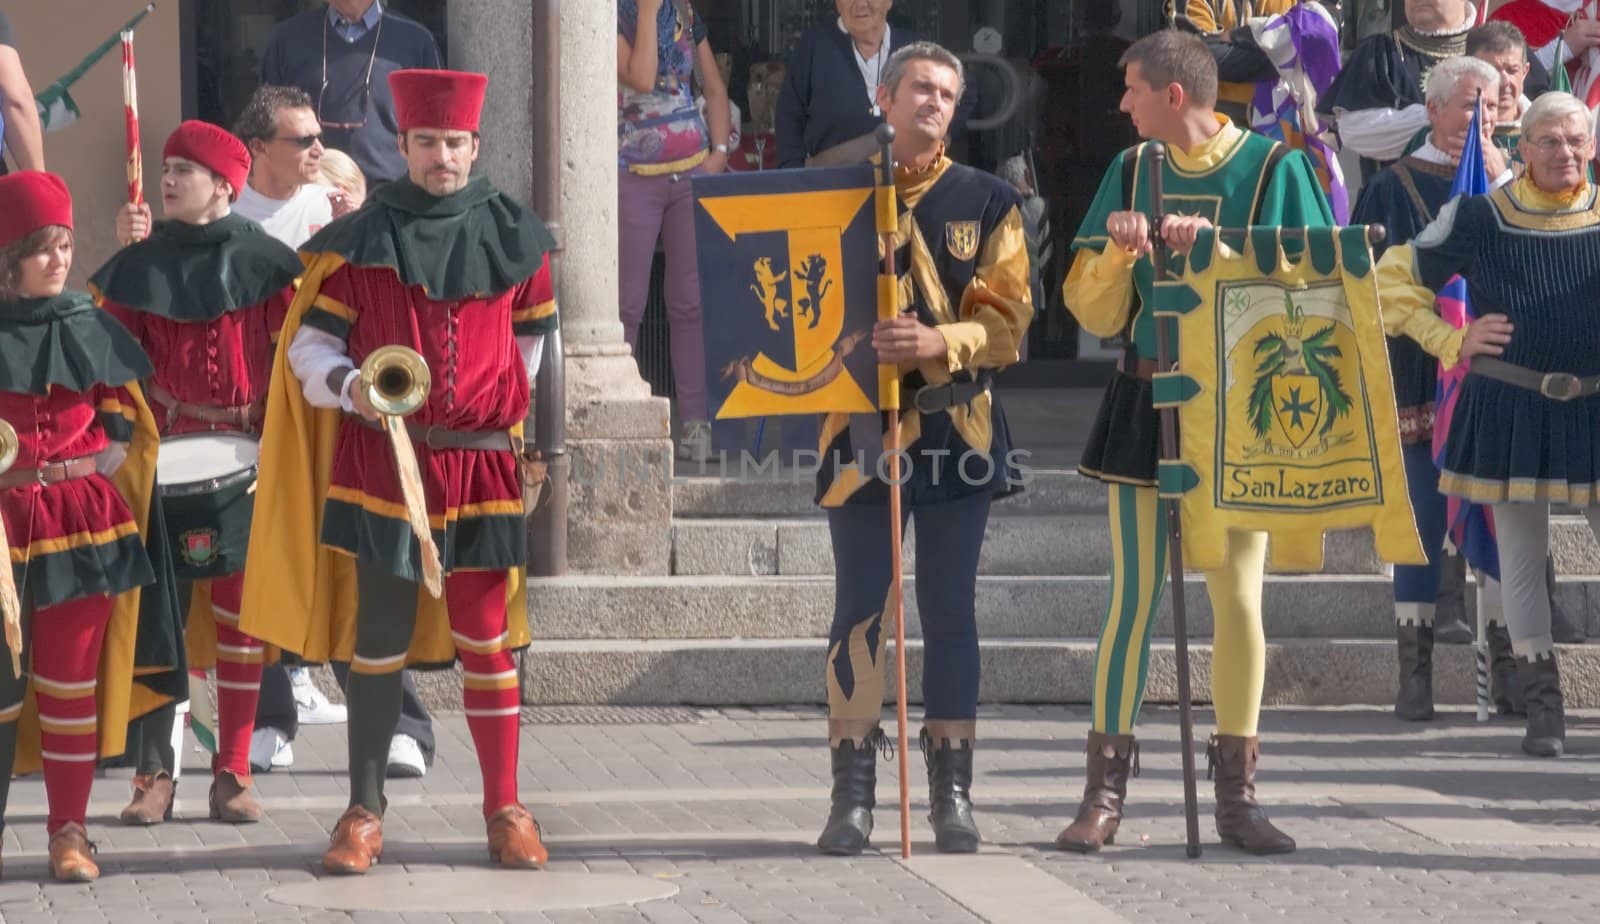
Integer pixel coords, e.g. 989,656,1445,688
1208,734,1295,855
1056,731,1137,853
120,772,176,825
48,822,99,882
323,806,384,875
209,770,263,823
487,803,548,869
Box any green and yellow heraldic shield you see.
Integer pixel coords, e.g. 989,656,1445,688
1152,227,1425,572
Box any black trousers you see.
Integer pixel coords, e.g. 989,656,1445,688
254,661,435,763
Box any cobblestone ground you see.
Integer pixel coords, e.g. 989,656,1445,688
0,705,1597,922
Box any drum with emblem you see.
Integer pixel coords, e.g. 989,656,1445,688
155,432,259,579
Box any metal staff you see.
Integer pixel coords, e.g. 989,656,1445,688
121,24,145,239
1143,143,1203,859
874,122,913,859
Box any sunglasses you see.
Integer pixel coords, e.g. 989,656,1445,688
273,133,324,149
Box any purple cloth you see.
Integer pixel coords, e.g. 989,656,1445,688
1250,4,1350,222
618,166,709,421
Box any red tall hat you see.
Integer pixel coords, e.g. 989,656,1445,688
0,171,73,248
163,120,252,202
389,69,488,133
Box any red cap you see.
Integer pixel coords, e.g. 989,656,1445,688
389,69,488,133
0,171,73,248
163,120,251,202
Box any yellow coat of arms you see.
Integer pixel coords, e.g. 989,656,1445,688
1153,228,1425,572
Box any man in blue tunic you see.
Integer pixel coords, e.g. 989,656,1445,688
1377,91,1600,759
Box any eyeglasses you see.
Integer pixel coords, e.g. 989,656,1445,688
1529,135,1594,153
272,133,324,149
319,13,384,132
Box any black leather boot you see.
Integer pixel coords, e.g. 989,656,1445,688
817,728,886,855
922,724,980,853
1394,622,1435,721
1486,623,1525,716
1433,554,1474,644
1518,655,1566,758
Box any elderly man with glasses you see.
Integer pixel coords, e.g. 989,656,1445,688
1378,90,1600,762
260,1,441,185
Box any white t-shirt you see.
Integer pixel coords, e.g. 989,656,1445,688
234,182,335,249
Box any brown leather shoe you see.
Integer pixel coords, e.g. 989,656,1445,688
209,770,263,824
1056,731,1137,853
48,822,99,882
323,805,384,875
1208,734,1295,855
120,772,176,826
486,803,548,869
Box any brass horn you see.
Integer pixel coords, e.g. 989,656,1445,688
0,418,18,477
360,345,431,418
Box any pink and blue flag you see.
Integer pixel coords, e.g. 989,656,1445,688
1431,97,1497,580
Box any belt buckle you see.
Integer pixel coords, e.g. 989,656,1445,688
1541,372,1582,401
913,385,947,414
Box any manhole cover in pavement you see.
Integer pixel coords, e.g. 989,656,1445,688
520,705,706,725
268,870,679,912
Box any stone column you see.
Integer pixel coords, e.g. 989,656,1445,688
556,4,675,575
456,1,675,575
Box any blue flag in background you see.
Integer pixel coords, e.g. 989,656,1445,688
1431,95,1497,581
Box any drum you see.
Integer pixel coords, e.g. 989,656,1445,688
156,432,260,580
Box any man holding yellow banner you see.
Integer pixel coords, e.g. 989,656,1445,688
1058,30,1340,857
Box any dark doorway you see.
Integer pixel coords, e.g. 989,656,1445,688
185,0,446,129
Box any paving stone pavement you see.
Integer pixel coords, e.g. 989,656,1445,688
0,705,1597,922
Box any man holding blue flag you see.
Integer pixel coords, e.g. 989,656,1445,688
1377,90,1600,759
1352,56,1513,723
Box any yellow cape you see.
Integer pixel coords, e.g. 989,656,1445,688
15,382,176,772
238,253,530,664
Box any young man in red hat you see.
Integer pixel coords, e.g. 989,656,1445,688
240,68,558,874
91,120,302,827
0,170,178,881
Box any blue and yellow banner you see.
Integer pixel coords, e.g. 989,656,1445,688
692,166,880,419
1154,227,1426,572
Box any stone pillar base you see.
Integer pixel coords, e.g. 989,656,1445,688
564,352,673,576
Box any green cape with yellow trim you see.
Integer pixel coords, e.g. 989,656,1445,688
236,252,530,665
14,381,181,773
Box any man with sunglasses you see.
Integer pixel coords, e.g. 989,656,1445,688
232,85,337,247
261,1,441,185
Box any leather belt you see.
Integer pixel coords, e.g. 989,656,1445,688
1118,348,1159,381
148,382,263,430
1469,357,1600,402
0,456,97,489
349,415,517,452
907,376,992,414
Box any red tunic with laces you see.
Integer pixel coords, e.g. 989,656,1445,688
304,255,555,579
101,290,293,437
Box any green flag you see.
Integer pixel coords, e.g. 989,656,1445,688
1553,35,1573,94
33,3,155,132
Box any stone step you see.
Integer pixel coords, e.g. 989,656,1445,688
514,638,1600,708
671,515,1390,577
526,574,1600,641
672,468,1103,518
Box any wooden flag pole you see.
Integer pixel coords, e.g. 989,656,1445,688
1145,143,1203,859
874,123,913,860
121,24,146,240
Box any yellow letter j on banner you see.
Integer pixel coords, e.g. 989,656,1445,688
692,165,880,420
1152,227,1425,572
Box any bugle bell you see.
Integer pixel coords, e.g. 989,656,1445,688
360,345,431,418
0,418,17,476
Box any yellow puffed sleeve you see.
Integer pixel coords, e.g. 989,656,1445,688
1375,243,1467,370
